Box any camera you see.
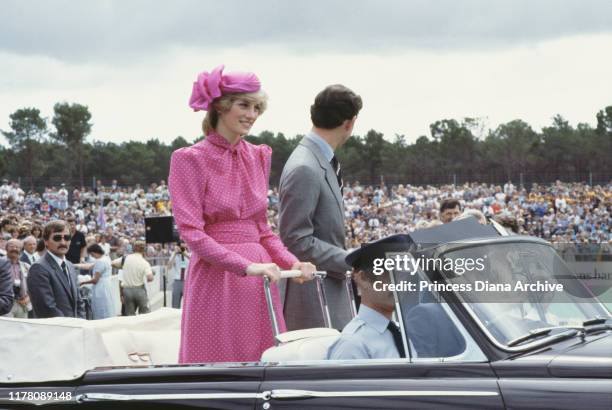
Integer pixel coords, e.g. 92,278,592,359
13,285,22,298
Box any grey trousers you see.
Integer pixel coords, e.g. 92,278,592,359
172,279,184,309
123,286,150,316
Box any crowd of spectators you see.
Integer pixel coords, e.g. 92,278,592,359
268,180,610,249
1,178,610,263
0,178,172,262
1,178,609,319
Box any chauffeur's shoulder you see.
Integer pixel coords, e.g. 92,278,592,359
327,317,370,360
342,316,367,335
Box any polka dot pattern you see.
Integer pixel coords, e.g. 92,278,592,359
168,132,298,363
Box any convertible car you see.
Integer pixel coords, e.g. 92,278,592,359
1,218,610,409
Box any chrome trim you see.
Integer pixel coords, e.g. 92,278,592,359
269,389,499,399
0,398,77,406
313,271,328,280
389,267,411,358
76,392,268,403
507,328,578,347
345,270,358,318
263,277,280,342
432,236,549,259
267,271,329,342
315,274,332,328
490,219,510,236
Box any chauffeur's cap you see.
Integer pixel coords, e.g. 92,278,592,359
345,234,411,271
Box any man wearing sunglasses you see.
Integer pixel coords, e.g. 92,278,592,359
27,220,85,318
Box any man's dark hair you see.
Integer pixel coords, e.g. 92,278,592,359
440,198,461,213
87,243,104,255
310,84,363,129
42,220,68,240
36,238,45,253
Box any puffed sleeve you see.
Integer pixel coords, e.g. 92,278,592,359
169,148,251,275
256,145,298,269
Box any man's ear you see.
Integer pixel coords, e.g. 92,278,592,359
342,116,357,131
353,269,367,286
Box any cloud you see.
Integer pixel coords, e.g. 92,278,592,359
2,33,610,146
2,0,612,61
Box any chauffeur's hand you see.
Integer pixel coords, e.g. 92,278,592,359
246,263,282,282
291,261,316,284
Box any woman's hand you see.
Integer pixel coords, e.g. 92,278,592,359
291,261,316,284
246,263,281,283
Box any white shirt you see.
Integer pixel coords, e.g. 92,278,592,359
23,251,38,265
116,253,152,287
170,251,190,280
100,242,111,256
47,251,71,281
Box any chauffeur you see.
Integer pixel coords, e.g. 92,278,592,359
327,235,411,360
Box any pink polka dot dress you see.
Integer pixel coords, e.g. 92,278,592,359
168,132,298,363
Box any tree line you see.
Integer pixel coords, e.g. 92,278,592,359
1,103,611,191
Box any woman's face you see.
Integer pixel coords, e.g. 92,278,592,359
218,98,260,137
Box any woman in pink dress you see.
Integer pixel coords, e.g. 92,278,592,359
169,65,315,363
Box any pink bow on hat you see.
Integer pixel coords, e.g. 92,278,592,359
188,65,261,111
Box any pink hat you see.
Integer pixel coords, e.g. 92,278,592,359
188,65,261,112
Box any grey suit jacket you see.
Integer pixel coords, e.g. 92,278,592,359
0,258,14,316
279,134,352,331
27,252,85,318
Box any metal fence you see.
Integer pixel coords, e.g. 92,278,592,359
9,170,612,194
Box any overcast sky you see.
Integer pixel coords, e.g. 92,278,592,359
1,0,612,145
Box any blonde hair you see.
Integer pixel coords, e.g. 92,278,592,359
202,90,268,135
133,240,146,254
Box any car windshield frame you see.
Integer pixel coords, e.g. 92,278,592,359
430,237,611,352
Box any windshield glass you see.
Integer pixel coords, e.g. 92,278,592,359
439,241,611,346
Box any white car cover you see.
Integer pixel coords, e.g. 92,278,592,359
0,308,180,383
261,327,340,362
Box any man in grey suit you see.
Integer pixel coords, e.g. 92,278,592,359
279,84,363,331
27,220,85,318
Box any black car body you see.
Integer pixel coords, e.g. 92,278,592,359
1,218,611,409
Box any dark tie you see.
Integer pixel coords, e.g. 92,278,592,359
61,261,72,288
387,321,406,358
330,155,343,195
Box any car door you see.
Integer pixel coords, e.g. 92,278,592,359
257,360,503,410
257,297,503,410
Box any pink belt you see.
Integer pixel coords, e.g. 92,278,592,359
204,220,260,244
